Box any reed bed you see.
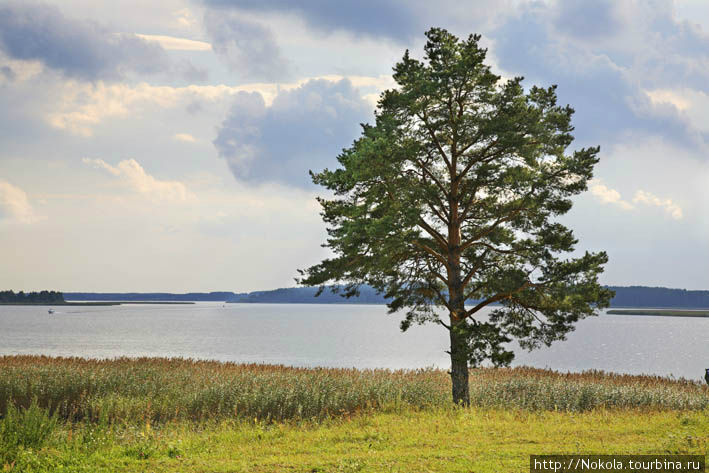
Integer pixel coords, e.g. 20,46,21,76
0,356,707,425
469,367,709,411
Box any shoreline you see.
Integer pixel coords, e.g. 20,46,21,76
0,301,195,306
607,309,709,317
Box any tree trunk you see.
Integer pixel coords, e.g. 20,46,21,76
449,322,470,406
447,152,469,405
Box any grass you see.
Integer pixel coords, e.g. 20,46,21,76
0,400,58,466
607,309,709,317
2,408,708,472
1,356,708,472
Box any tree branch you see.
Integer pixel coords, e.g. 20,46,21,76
417,218,448,251
459,208,524,253
465,241,521,256
460,248,492,287
424,258,449,285
463,281,535,318
417,112,452,171
418,153,451,200
412,240,449,269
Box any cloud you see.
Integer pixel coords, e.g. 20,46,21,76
173,8,198,29
34,74,387,137
0,54,43,84
588,180,684,220
645,88,709,133
83,158,192,202
0,171,327,292
0,180,39,224
633,190,683,220
645,89,692,111
46,81,259,136
0,65,16,81
174,133,197,143
490,0,709,151
214,78,373,187
135,34,211,51
0,2,172,81
589,180,633,210
202,0,423,42
553,0,621,40
203,9,289,81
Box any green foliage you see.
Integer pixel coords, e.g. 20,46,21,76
299,28,613,378
123,429,158,460
0,399,59,466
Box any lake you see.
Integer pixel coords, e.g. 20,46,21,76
1,303,707,381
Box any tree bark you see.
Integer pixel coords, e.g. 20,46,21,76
447,135,470,405
449,321,470,406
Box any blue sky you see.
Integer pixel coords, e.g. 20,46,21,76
1,0,708,292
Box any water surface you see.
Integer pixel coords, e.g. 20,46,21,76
0,303,706,380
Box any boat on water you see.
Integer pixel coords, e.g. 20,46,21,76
48,309,55,314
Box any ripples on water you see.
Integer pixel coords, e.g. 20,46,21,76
0,303,707,380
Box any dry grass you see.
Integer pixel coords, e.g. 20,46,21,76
1,356,707,425
469,366,709,411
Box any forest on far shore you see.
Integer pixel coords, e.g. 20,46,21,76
55,286,709,309
0,290,65,304
5,286,709,309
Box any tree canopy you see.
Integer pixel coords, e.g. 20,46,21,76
300,28,613,404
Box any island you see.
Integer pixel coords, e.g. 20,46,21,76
0,290,193,306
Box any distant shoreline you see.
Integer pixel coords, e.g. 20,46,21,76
63,285,709,308
607,309,709,317
0,301,195,306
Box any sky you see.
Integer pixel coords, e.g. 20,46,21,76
0,0,708,292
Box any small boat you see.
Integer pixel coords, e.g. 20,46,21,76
48,309,55,314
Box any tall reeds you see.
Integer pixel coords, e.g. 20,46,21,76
0,356,707,424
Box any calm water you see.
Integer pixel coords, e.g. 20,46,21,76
1,303,707,380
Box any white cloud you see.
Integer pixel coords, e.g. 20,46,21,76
589,179,684,220
633,190,684,220
135,34,211,51
173,8,198,29
589,180,634,210
0,180,40,223
45,75,384,137
0,54,43,83
48,81,257,136
173,133,197,143
645,88,709,133
83,158,192,202
316,74,396,91
645,89,691,111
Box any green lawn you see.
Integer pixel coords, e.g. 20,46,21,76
4,408,707,472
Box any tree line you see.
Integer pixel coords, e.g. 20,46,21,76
0,290,65,303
